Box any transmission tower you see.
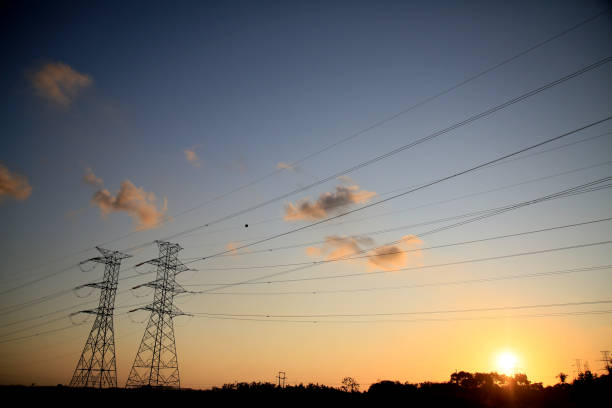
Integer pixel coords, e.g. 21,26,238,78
69,247,131,388
573,358,582,379
277,371,286,388
600,351,610,372
125,241,189,388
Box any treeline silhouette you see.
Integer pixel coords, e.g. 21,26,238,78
2,369,610,407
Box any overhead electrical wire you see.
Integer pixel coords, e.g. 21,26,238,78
179,150,612,245
6,170,608,325
190,299,612,319
189,217,612,271
3,9,612,358
179,176,612,297
185,265,612,295
192,309,612,324
142,56,612,250
3,307,612,344
185,116,612,263
11,5,603,287
3,182,608,325
168,7,611,220
184,240,612,289
4,54,610,297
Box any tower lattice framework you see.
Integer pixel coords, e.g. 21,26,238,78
125,241,188,388
69,247,131,388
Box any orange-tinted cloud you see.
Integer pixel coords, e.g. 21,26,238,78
284,185,376,221
337,175,355,184
30,62,92,106
0,162,32,202
306,234,423,270
367,235,423,271
277,162,295,171
91,180,167,230
184,149,201,167
226,242,250,255
82,167,103,187
306,235,374,261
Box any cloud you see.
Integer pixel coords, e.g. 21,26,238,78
226,242,250,255
184,149,201,167
367,235,423,271
306,234,423,270
0,162,32,202
277,162,295,171
30,62,92,106
284,185,376,221
306,235,374,261
337,175,355,184
91,180,167,230
82,167,103,187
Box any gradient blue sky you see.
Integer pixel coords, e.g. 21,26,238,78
1,0,611,388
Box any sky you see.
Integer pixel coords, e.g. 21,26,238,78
1,0,611,389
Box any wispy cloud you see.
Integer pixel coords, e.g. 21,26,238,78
30,62,92,106
184,149,201,167
306,235,374,261
277,162,295,171
284,184,376,221
366,235,423,271
306,234,423,270
91,180,167,230
337,175,355,184
226,242,250,255
82,167,103,187
0,162,32,202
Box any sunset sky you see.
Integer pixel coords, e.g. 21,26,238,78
1,0,611,389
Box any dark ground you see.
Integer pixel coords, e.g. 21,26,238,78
2,371,610,407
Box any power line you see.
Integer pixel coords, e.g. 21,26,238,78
4,9,609,288
187,115,612,263
191,217,612,271
3,166,608,319
0,301,149,344
167,7,610,220
184,265,612,295
4,55,610,296
4,215,609,334
180,151,612,247
185,240,612,288
191,300,612,319
145,57,612,250
181,176,612,295
191,309,612,324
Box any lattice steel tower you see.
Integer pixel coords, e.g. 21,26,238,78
125,241,188,388
69,247,131,388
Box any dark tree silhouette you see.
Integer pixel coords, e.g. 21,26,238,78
340,377,360,393
557,372,567,384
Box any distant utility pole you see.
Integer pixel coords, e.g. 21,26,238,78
573,359,582,379
125,241,189,388
277,371,286,388
69,247,131,388
600,351,611,372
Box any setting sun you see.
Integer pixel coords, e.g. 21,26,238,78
497,352,518,375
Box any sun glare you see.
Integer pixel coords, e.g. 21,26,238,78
497,352,518,375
